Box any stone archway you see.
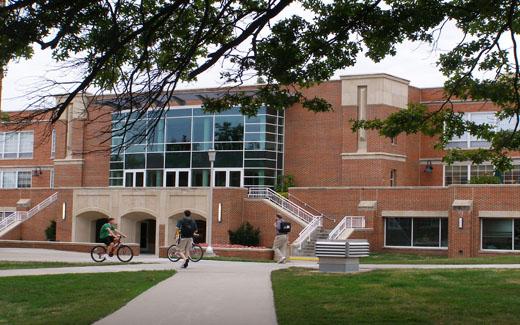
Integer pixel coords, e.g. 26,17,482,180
120,211,158,254
167,212,207,246
74,210,110,243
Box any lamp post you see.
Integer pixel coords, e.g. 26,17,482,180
206,148,216,256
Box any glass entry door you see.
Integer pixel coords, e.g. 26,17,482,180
164,169,190,187
213,168,243,187
125,170,145,187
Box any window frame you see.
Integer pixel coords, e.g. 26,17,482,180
384,217,448,250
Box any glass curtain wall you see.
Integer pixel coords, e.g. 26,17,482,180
110,106,284,187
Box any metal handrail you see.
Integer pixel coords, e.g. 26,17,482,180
287,193,336,222
328,216,365,240
292,216,323,249
248,187,316,224
0,192,58,233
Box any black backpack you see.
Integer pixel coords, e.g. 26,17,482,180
279,221,291,234
180,218,196,238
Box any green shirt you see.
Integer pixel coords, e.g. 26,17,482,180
99,223,115,239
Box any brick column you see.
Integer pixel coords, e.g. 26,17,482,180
448,200,473,258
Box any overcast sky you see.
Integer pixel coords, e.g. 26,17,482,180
1,18,464,112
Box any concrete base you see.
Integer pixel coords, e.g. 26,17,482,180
318,257,360,273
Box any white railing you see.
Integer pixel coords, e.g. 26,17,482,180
0,192,58,233
292,216,323,249
328,216,365,240
248,187,315,224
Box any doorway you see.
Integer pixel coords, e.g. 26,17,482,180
164,169,190,187
213,168,243,187
139,219,156,254
125,170,145,187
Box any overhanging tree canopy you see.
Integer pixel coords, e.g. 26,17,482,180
0,0,518,169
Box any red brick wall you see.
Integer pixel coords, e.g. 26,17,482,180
211,188,248,244
289,185,520,257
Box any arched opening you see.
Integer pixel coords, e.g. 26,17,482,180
167,213,207,245
74,211,110,243
120,212,157,254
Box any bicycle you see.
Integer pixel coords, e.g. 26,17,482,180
91,236,134,263
167,236,204,263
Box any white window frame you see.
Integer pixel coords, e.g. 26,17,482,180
124,169,146,188
0,170,32,188
163,168,192,187
213,168,244,188
0,131,34,159
51,129,56,159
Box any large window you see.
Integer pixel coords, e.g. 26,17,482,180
447,112,519,149
481,218,520,251
0,131,34,159
110,106,284,188
385,217,448,248
445,164,520,185
0,170,32,188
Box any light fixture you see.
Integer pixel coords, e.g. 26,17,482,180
218,203,222,223
424,161,433,173
207,149,216,163
32,167,42,176
62,202,67,220
458,217,464,229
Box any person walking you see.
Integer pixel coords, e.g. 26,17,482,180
273,214,289,263
176,210,198,269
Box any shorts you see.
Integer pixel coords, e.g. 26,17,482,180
178,238,193,256
102,236,115,246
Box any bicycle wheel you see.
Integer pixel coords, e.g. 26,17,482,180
167,245,181,262
189,244,204,262
116,245,134,263
91,245,107,263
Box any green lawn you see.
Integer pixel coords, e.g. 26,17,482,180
0,270,175,325
361,252,520,264
0,261,144,270
272,268,520,324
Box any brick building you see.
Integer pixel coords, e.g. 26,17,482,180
1,73,519,258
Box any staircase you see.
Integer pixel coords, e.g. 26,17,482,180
328,216,366,240
248,187,326,255
0,192,59,237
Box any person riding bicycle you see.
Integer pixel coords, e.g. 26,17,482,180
99,218,126,258
176,210,198,269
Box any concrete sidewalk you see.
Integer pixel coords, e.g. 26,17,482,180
95,260,283,325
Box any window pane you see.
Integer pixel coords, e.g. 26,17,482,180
4,133,18,158
441,218,448,247
445,165,468,185
146,153,164,169
110,171,123,178
192,169,210,186
109,178,123,186
19,132,33,155
17,171,32,188
127,120,147,144
385,218,412,246
165,172,176,187
167,109,192,117
214,116,243,142
125,173,134,187
146,170,163,187
192,152,210,168
413,218,440,247
125,154,145,169
244,160,277,168
147,119,164,144
178,171,189,187
229,171,241,187
192,117,213,142
2,172,17,188
165,152,190,168
482,219,512,250
503,165,520,184
515,220,520,250
166,118,192,143
215,171,226,187
215,151,243,168
470,165,494,180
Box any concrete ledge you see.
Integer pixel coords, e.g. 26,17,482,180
382,210,449,218
159,246,274,260
341,152,407,162
0,240,141,255
479,211,520,219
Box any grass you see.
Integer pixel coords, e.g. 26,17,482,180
0,261,144,270
361,252,520,264
203,256,275,263
0,270,175,325
272,267,520,324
